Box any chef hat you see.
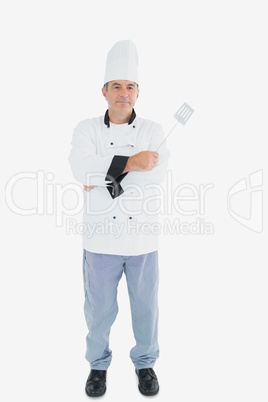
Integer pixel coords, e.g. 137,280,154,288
104,40,139,85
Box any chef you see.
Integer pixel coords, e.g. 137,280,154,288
68,40,170,397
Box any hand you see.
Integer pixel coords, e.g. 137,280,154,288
126,151,159,172
84,185,96,192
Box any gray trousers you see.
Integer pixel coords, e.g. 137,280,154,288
82,249,159,370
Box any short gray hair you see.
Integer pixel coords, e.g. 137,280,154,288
103,82,139,92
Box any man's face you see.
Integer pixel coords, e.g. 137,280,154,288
102,80,139,117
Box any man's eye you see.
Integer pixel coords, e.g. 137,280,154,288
114,86,119,89
128,87,134,90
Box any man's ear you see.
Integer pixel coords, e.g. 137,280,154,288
102,87,107,100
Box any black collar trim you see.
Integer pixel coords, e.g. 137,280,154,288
104,109,136,128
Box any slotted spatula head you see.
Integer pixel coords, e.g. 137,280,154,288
174,102,194,125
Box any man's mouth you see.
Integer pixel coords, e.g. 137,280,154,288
116,99,130,104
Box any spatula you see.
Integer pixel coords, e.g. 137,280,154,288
156,102,194,151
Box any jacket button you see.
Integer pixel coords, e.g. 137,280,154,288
113,216,116,219
133,125,135,128
129,216,132,219
110,142,113,145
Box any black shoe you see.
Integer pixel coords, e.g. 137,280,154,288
85,370,107,397
136,368,159,396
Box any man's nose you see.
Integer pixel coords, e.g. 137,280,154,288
120,88,129,97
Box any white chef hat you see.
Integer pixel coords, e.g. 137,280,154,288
104,40,139,85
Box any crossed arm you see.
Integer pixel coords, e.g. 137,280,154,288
69,119,170,197
84,151,159,191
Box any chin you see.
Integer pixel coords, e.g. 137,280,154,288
117,105,131,111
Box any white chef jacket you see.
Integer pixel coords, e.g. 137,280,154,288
68,109,170,256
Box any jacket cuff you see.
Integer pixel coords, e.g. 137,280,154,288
105,155,129,198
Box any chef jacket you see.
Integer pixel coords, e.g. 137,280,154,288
68,109,170,256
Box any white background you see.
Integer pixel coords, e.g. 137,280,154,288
1,0,267,401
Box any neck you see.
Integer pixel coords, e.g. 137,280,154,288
108,109,132,124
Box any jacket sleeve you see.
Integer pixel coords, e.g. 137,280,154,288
68,120,129,188
105,155,130,198
120,124,170,189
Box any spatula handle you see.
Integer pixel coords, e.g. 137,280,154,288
155,121,179,151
